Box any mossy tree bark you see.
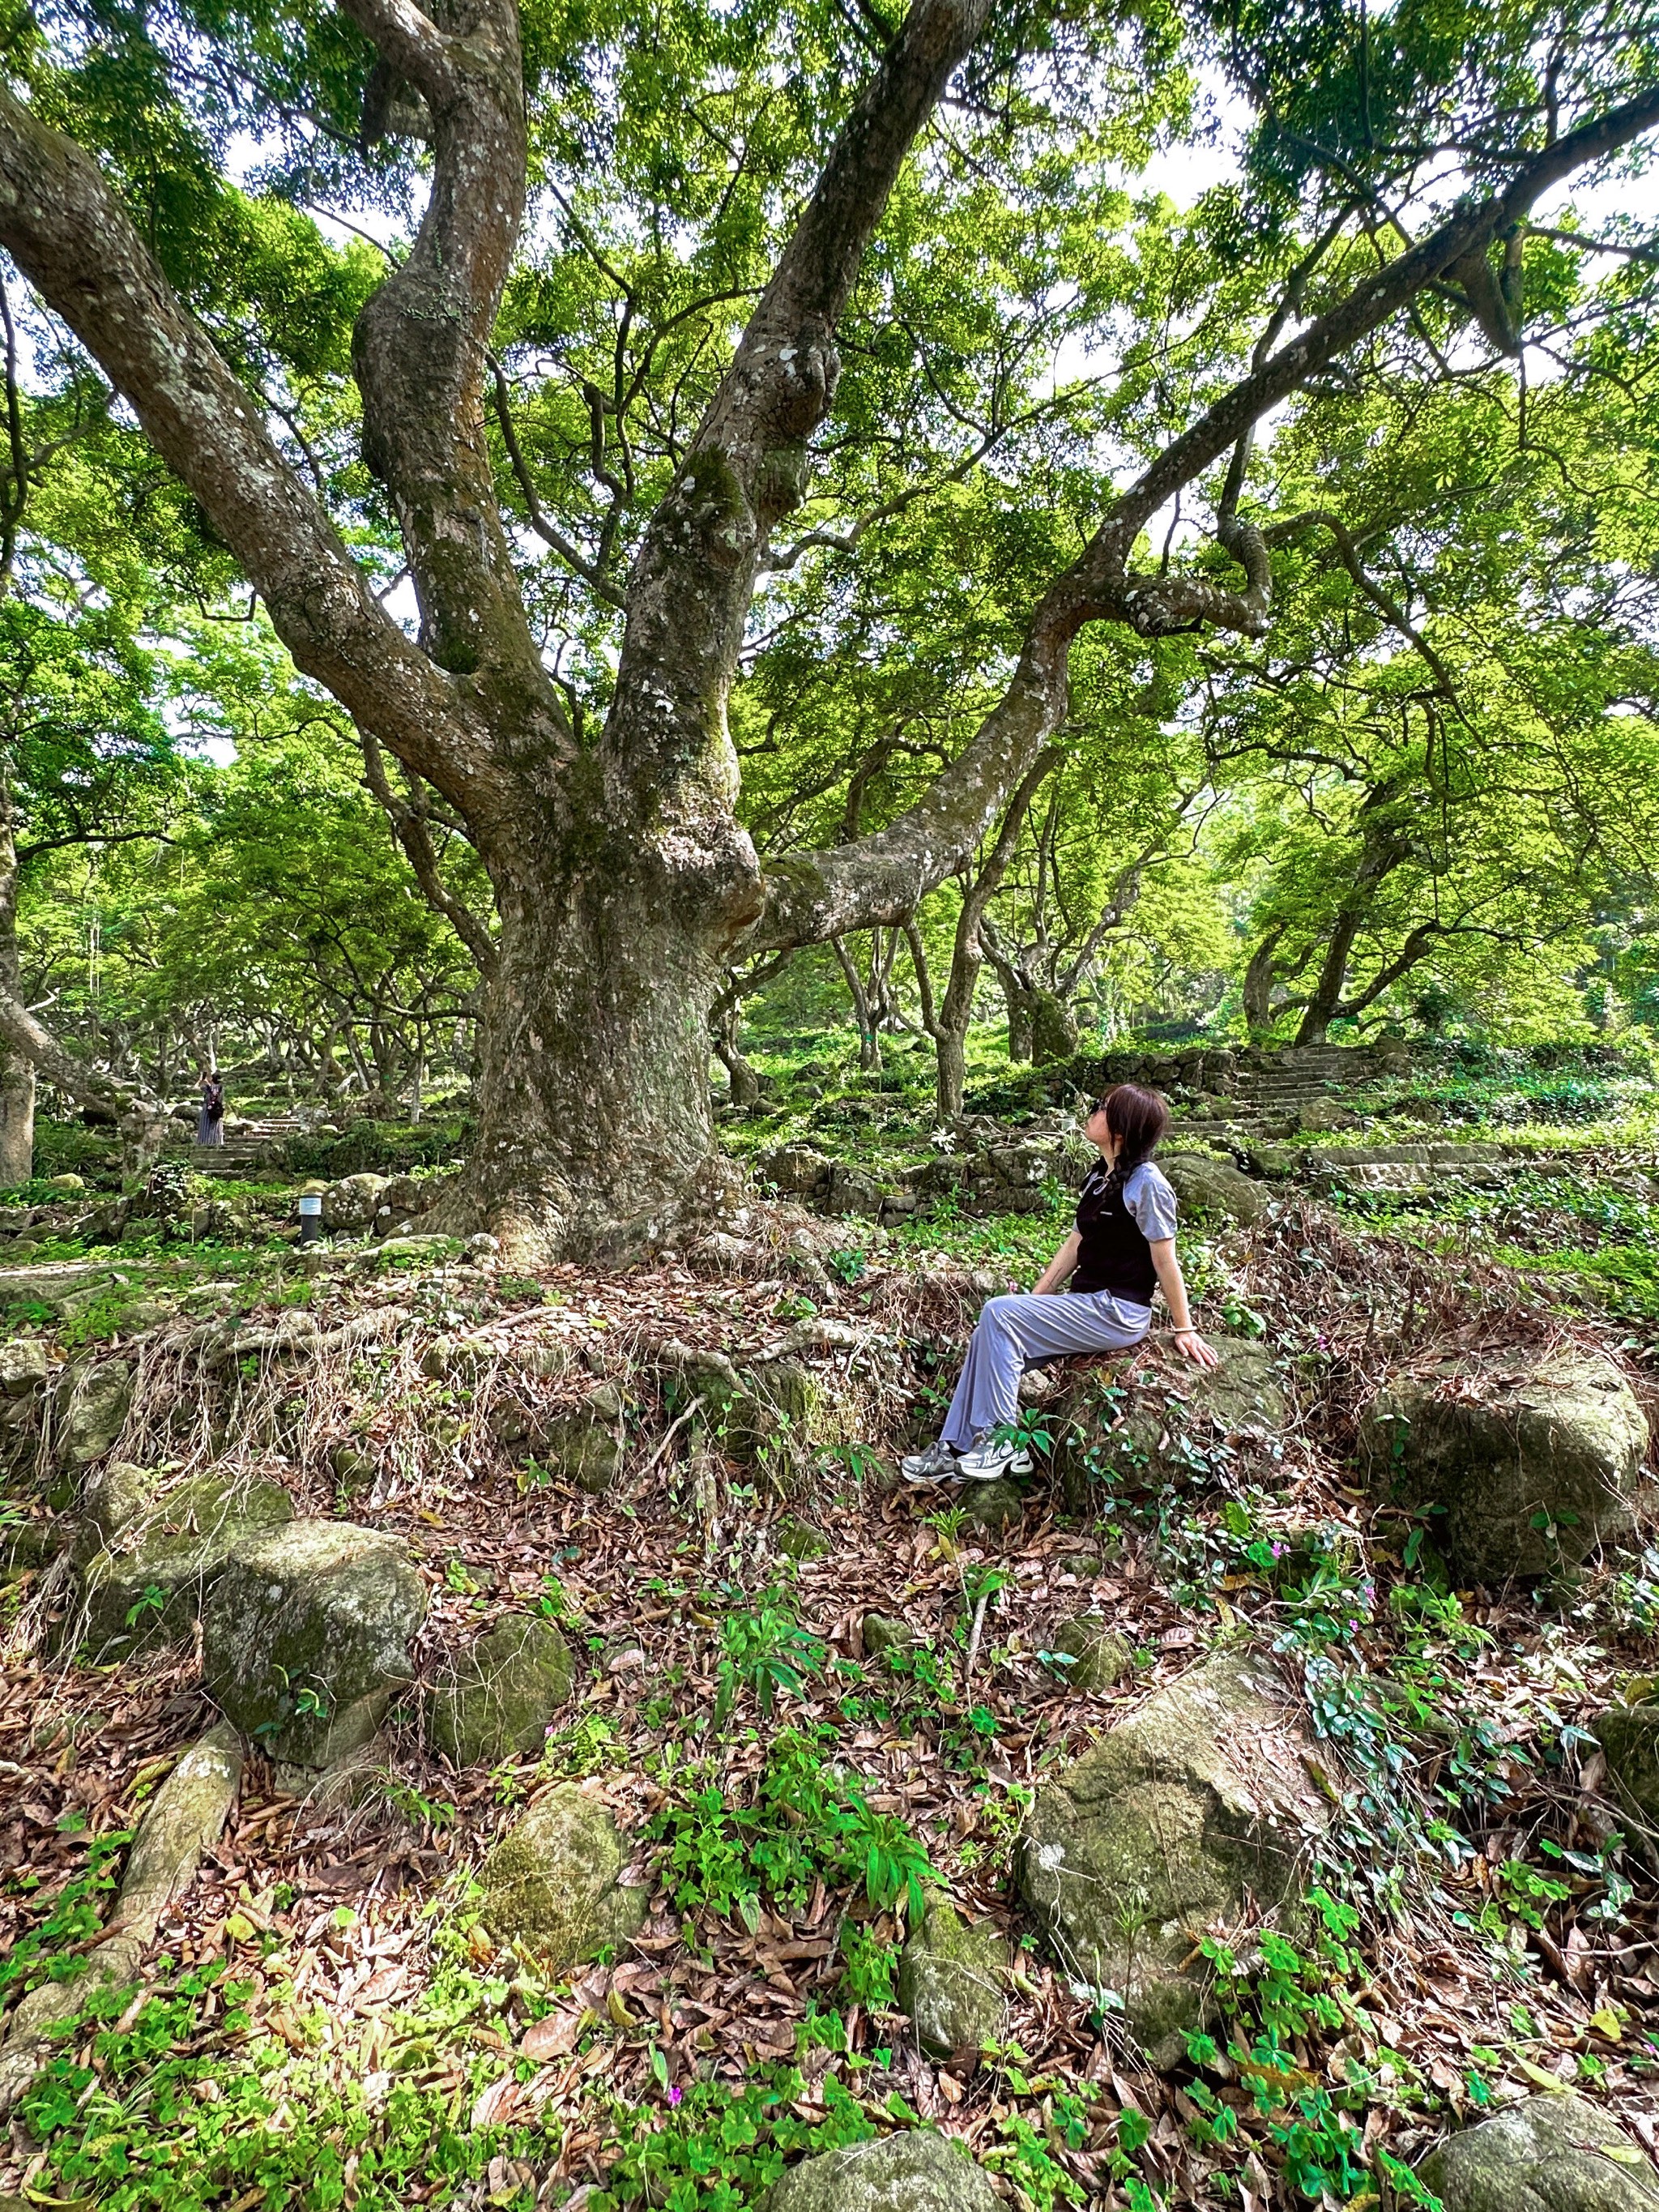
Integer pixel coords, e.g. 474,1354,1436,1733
2,17,1656,1252
0,798,33,1183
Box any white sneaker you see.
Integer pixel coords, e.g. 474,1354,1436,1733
957,1436,1033,1482
900,1439,961,1484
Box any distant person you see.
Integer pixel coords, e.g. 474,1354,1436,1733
902,1082,1218,1484
197,1070,225,1147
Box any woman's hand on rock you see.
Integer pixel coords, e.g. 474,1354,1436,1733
1175,1327,1219,1369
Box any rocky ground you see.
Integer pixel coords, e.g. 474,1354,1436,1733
2,1044,1659,2210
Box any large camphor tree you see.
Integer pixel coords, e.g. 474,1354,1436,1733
1,0,1655,1254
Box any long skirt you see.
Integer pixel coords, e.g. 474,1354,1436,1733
196,1110,224,1147
940,1289,1152,1453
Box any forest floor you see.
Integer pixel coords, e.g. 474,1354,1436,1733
2,1039,1658,2211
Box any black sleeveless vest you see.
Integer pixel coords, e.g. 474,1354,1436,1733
1072,1161,1157,1304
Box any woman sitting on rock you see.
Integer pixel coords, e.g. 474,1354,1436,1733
903,1082,1218,1484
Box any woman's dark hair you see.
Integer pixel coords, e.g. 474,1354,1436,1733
1094,1083,1169,1178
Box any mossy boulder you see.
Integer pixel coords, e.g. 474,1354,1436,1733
1290,1097,1362,1134
762,2131,999,2210
427,1614,575,1767
1049,1614,1132,1692
1160,1154,1272,1227
757,1144,834,1200
0,1337,49,1395
542,1383,625,1495
1359,1346,1648,1582
898,1898,1009,2057
79,1467,294,1655
775,1514,828,1561
959,1476,1024,1535
671,1348,845,1472
59,1357,134,1470
322,1172,390,1232
862,1612,917,1662
1418,2091,1659,2210
1592,1705,1659,1825
476,1783,647,1970
1057,1336,1287,1506
202,1518,428,1767
1017,1650,1328,2067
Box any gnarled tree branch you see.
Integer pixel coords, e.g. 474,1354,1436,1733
0,82,489,819
750,82,1659,953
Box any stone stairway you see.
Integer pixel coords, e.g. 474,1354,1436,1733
1164,1047,1394,1151
177,1114,306,1177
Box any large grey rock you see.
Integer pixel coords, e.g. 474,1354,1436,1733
763,2131,999,2210
1418,2091,1659,2210
823,1164,885,1220
898,1899,1009,2056
1059,1336,1287,1505
1018,1651,1328,2066
79,1467,293,1655
59,1358,134,1469
477,1783,646,1969
1161,1154,1272,1227
758,1144,834,1200
1318,1159,1435,1198
1359,1346,1648,1581
427,1614,575,1767
321,1172,390,1232
202,1518,428,1767
0,1337,49,1396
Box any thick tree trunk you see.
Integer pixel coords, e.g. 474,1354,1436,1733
934,1026,968,1123
981,931,1034,1061
1294,912,1362,1047
1028,988,1077,1065
438,855,729,1262
1004,985,1034,1064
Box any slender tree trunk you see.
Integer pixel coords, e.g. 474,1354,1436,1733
906,750,1057,1121
711,997,761,1108
1003,984,1034,1063
911,920,973,1123
0,796,34,1184
831,937,882,1074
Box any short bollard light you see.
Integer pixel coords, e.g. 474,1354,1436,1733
298,1181,326,1245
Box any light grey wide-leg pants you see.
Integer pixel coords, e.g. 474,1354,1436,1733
940,1290,1153,1453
